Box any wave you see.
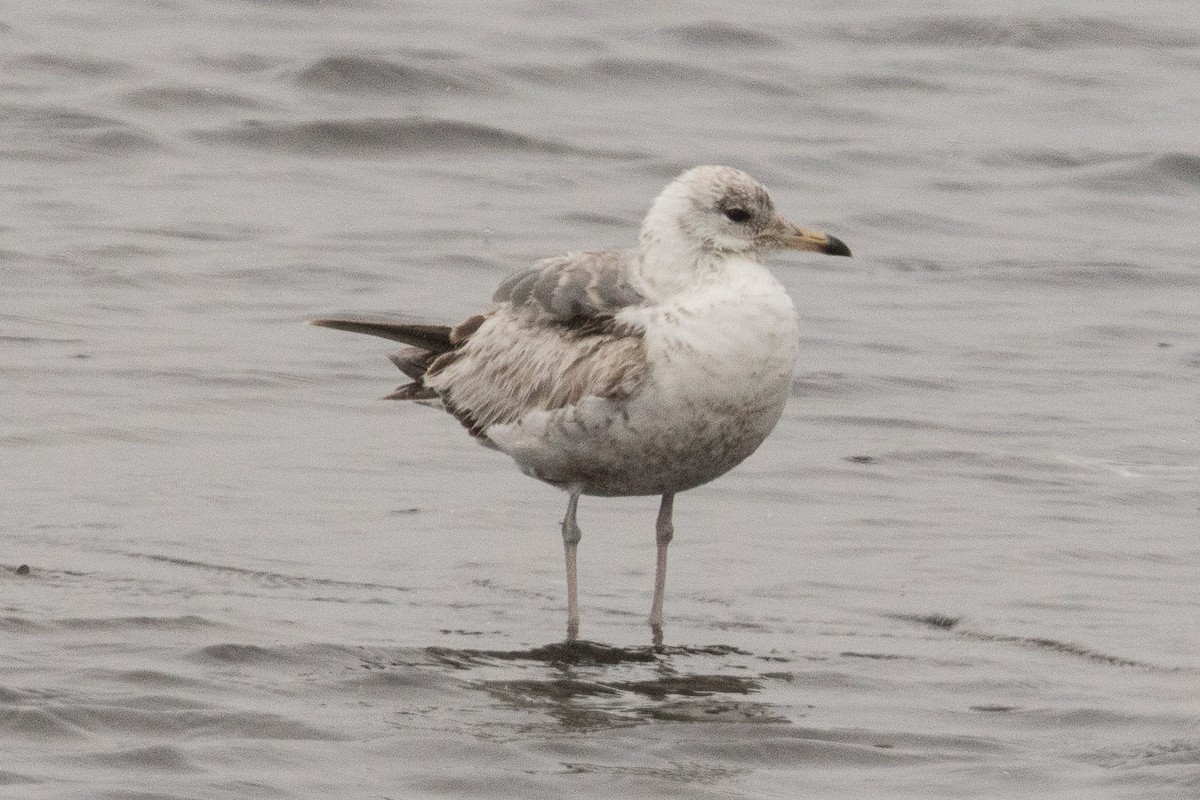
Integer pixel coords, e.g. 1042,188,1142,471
194,116,626,157
295,54,486,95
845,15,1198,50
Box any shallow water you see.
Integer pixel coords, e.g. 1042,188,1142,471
2,1,1199,797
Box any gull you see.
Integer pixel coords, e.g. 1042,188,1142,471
311,165,851,645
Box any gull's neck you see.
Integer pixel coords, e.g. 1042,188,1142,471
633,195,758,300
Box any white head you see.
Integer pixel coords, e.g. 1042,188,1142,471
635,165,849,296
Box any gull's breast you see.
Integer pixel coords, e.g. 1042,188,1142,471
490,264,800,497
623,269,800,491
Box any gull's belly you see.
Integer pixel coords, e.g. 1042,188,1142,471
491,275,800,496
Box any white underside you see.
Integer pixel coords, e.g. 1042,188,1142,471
487,256,800,496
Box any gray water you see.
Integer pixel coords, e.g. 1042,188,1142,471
3,1,1199,797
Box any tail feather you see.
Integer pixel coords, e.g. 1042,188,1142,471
384,383,440,401
311,312,485,403
388,347,440,382
309,315,454,352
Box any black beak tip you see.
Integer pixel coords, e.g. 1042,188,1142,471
824,235,852,257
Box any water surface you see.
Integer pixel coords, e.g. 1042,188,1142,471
2,1,1198,797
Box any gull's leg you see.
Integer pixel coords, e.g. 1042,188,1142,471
649,492,675,647
561,489,583,641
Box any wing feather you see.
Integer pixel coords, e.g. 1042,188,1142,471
312,250,649,441
425,311,647,438
428,250,648,438
493,250,644,323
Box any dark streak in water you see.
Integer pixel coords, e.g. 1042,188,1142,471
0,104,161,158
124,85,268,111
428,641,654,668
661,21,783,49
295,55,486,95
194,116,641,158
55,615,216,632
501,57,796,98
427,641,750,668
591,57,796,97
841,651,915,661
609,674,759,699
110,551,412,594
894,613,1183,671
9,53,133,77
0,335,85,345
844,15,1199,49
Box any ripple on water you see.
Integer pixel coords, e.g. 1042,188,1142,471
0,707,88,740
7,52,134,78
844,15,1199,49
294,54,487,94
193,116,632,158
0,105,161,159
82,745,197,773
494,55,797,99
661,21,783,50
123,85,269,111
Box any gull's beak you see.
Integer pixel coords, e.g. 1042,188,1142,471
762,216,852,257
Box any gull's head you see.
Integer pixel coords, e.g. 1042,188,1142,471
641,165,851,261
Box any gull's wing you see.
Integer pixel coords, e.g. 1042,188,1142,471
424,250,649,438
493,249,644,324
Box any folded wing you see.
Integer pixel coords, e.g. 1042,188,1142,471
311,250,651,441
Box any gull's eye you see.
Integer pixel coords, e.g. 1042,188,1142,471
723,207,752,223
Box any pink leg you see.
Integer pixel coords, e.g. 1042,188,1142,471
649,493,675,647
561,489,582,641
